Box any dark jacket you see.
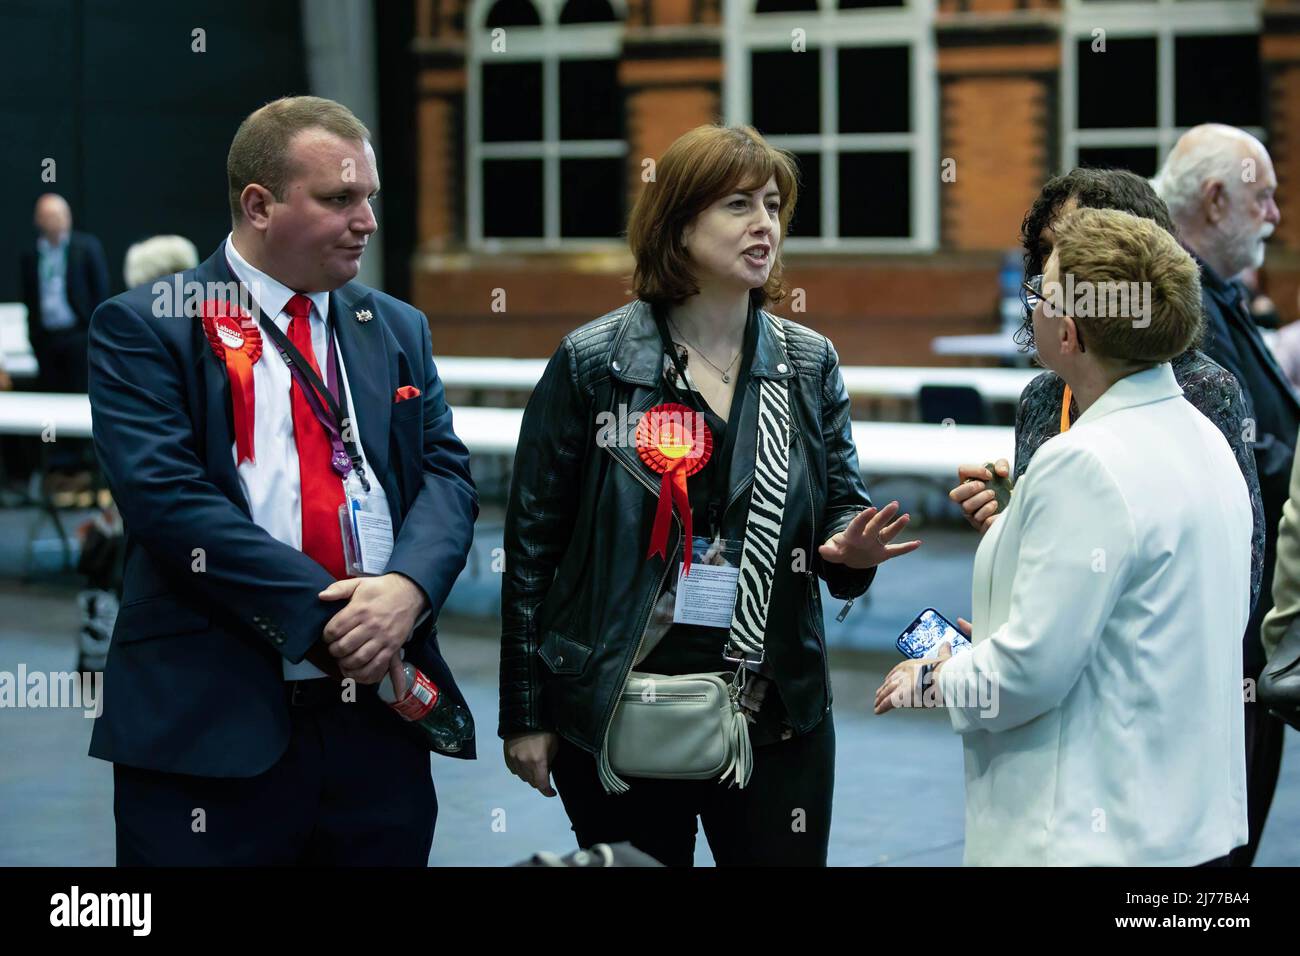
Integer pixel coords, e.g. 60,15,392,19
87,244,479,777
499,298,875,752
1012,349,1265,614
20,229,110,352
1197,260,1300,676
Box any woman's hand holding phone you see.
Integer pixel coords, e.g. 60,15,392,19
874,616,974,715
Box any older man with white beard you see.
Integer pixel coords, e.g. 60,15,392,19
1154,123,1297,866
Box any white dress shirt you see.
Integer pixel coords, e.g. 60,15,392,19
224,235,393,680
938,363,1251,865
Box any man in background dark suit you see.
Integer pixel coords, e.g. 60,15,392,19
1155,123,1298,866
88,96,478,865
20,193,109,393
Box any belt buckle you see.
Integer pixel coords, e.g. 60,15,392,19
289,680,323,707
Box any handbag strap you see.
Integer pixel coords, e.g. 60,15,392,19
724,310,791,664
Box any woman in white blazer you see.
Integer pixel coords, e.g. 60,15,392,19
876,207,1253,865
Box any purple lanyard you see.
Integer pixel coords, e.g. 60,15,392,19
276,324,354,481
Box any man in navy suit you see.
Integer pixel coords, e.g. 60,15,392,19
1155,124,1298,866
20,193,110,393
87,96,478,865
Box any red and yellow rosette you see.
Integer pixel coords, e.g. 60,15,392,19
201,301,262,465
636,402,713,575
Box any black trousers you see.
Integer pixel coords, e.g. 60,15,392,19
35,328,92,472
551,711,835,867
1229,696,1286,867
113,681,436,866
34,327,89,393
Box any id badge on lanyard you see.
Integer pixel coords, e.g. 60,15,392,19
260,313,395,576
673,534,743,628
652,305,748,635
340,472,393,576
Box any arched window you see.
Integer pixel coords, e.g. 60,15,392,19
754,0,816,12
486,0,542,27
559,0,618,23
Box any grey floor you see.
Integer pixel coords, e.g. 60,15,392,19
2,564,1298,866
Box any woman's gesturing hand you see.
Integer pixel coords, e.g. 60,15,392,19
504,731,561,797
818,501,921,569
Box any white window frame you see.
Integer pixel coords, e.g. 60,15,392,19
723,0,938,253
467,0,629,252
1060,0,1264,175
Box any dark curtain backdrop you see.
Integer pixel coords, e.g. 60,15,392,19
0,0,309,300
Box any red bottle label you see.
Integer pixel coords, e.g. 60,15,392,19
390,668,439,722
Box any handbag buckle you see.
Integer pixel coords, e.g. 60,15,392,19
722,645,764,666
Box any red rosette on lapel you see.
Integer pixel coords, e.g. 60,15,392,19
636,402,713,575
200,301,262,464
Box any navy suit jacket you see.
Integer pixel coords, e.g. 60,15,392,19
87,243,479,777
1198,259,1300,675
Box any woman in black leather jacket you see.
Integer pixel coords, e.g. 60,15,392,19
498,124,920,866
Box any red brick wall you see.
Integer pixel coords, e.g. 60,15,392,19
412,251,1005,365
1262,16,1300,323
939,72,1051,251
410,1,1300,353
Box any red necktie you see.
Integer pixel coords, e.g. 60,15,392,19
285,294,347,579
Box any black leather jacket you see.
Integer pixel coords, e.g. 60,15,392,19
499,299,876,752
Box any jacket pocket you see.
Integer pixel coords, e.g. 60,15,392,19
391,395,424,423
538,630,592,676
114,596,211,645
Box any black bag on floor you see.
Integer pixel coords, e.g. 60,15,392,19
1259,618,1300,731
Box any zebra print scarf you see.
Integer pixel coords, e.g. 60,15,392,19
725,311,790,663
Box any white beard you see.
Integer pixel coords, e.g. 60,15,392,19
1223,220,1273,275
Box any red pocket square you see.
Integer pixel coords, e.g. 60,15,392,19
395,386,421,402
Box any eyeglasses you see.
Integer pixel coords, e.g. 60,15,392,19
1020,273,1085,353
1020,274,1044,314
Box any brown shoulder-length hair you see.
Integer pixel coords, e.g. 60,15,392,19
626,125,799,309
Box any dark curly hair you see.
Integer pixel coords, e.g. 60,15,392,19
1016,168,1178,350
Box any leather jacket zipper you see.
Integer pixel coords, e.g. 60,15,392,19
599,528,680,748
599,447,684,748
608,447,664,499
793,427,833,712
792,428,818,581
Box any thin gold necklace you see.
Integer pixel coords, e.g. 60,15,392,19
668,317,741,383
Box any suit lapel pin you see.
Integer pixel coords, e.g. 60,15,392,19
355,308,373,323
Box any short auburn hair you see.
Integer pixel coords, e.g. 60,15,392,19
1052,207,1203,364
227,95,371,222
626,125,799,309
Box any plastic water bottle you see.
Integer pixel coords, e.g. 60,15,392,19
378,662,474,753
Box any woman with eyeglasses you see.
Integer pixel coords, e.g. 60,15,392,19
878,208,1253,866
949,168,1264,612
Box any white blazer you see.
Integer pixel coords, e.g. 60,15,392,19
938,363,1251,865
